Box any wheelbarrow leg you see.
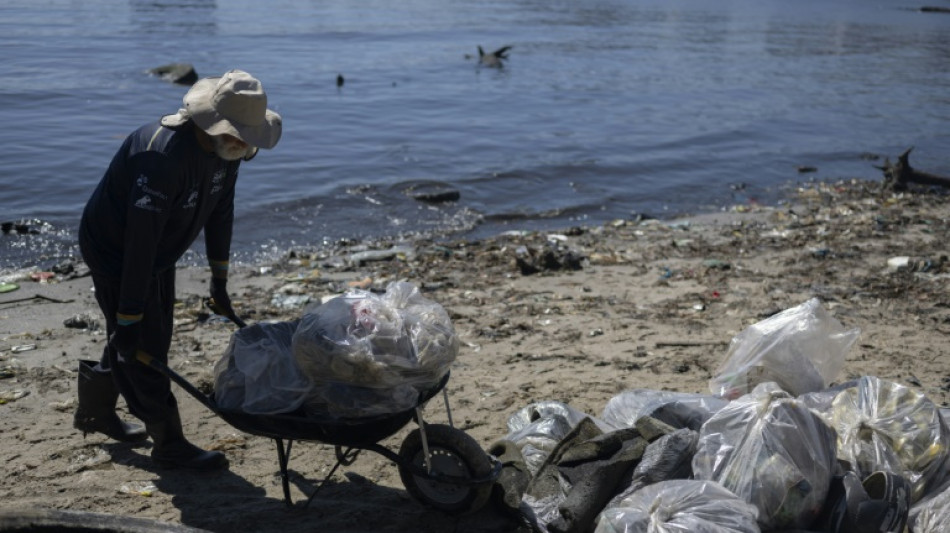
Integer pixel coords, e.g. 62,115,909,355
303,447,360,509
275,438,295,507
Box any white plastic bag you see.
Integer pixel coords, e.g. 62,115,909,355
595,479,761,533
709,298,859,399
692,382,838,531
213,320,313,415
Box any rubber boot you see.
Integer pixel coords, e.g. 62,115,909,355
73,360,148,443
146,409,228,471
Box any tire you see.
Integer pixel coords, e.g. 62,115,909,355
397,423,493,515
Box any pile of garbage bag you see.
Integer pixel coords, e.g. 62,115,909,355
213,281,458,418
487,298,950,533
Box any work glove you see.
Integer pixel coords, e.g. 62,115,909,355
209,277,234,318
110,321,141,358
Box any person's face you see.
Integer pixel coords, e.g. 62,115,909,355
213,134,250,161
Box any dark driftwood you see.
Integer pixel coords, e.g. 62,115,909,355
878,147,950,191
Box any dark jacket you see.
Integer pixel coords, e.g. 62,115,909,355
79,120,238,318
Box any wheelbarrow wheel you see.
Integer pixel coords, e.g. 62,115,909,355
397,423,493,515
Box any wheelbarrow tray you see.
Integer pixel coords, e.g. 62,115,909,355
210,372,449,447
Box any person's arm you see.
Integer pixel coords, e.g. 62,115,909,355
112,152,174,353
204,164,237,317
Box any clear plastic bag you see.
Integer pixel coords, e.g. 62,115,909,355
820,375,950,503
601,389,728,431
595,479,761,533
504,402,612,476
213,320,313,415
291,281,458,417
692,382,838,531
709,298,859,400
910,476,950,532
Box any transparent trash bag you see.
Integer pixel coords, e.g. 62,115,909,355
594,479,761,533
504,401,611,476
910,476,950,532
213,320,313,415
291,281,458,417
821,375,950,503
601,389,728,431
692,382,838,531
709,298,860,400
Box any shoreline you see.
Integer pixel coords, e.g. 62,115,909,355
2,177,950,532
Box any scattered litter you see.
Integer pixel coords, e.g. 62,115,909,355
64,313,100,331
0,282,18,293
29,271,55,283
208,434,248,452
118,481,158,497
11,344,36,353
0,389,29,404
50,398,76,411
270,293,311,309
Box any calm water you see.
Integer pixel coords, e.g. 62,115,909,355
2,0,949,273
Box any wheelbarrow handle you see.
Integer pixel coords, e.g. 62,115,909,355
134,350,218,412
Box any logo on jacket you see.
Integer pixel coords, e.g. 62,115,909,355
210,169,226,195
134,193,161,212
135,174,168,200
183,190,198,209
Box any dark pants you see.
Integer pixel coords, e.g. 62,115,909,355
92,268,178,424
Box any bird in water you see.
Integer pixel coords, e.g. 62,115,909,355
477,45,512,68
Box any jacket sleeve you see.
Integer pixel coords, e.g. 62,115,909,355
116,151,175,323
203,163,237,278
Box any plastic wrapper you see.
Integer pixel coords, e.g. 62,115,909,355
504,402,612,476
594,479,761,533
709,298,859,400
213,320,313,415
291,281,459,418
601,389,728,431
692,382,838,531
820,375,950,503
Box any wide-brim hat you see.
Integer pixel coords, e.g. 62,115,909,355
161,69,282,149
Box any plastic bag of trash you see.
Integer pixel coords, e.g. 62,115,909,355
594,479,761,533
692,382,838,531
820,375,950,503
213,320,314,414
504,402,613,476
601,389,728,431
292,281,458,417
910,476,950,532
709,298,859,400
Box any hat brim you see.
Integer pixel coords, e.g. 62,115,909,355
183,77,283,149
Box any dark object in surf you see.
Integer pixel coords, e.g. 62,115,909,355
147,63,198,85
1,222,33,235
877,147,950,192
405,182,461,204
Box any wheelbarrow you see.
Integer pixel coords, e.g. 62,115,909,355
132,312,500,514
